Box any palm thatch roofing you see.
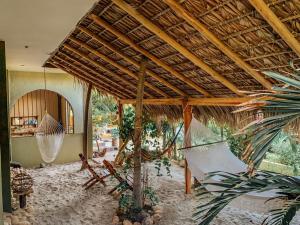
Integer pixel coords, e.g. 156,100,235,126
44,0,300,126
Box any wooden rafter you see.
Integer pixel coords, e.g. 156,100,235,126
57,51,137,97
164,0,272,90
90,14,213,97
110,0,244,96
119,97,251,106
53,63,127,99
62,43,154,98
68,37,168,98
51,58,130,99
51,61,128,99
249,0,300,57
77,26,186,96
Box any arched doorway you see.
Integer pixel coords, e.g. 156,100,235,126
10,89,74,137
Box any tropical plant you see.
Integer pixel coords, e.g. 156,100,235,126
91,91,118,127
195,66,300,225
268,132,300,175
225,127,247,159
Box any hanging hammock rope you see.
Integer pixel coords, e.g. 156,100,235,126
35,68,65,163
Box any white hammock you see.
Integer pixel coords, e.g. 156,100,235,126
35,113,65,163
184,117,281,213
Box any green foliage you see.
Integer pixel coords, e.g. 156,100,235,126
119,106,135,141
91,91,117,127
225,128,247,159
154,157,172,177
119,193,133,213
144,187,159,206
268,132,300,175
119,106,159,141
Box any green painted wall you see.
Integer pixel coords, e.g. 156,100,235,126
11,134,83,168
8,71,84,133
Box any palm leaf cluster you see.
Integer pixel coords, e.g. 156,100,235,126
196,171,300,225
196,67,300,225
237,67,300,168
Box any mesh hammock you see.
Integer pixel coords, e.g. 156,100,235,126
185,116,221,147
35,113,65,163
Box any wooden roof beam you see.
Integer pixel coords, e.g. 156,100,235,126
164,0,273,90
90,14,212,97
77,26,186,97
50,60,128,99
57,51,137,97
120,97,252,106
249,0,300,57
62,43,153,98
52,57,130,99
68,37,168,98
110,0,244,96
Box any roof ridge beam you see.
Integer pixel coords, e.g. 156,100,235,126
90,14,212,97
109,0,243,96
68,36,168,98
249,0,300,57
164,0,272,90
120,97,252,106
77,25,186,96
63,43,154,98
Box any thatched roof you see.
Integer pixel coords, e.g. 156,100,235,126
44,0,300,126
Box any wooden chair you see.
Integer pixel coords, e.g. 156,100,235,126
79,154,111,190
102,160,133,195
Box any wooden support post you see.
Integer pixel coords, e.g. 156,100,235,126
118,102,123,150
183,99,192,194
0,41,12,212
133,57,148,209
83,83,92,160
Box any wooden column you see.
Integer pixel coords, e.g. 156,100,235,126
133,57,148,209
83,83,92,159
183,100,192,194
0,41,12,212
118,101,123,150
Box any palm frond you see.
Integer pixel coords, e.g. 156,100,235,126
195,172,300,225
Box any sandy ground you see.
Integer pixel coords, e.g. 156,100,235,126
15,151,300,225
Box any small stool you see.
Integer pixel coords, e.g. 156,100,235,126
14,189,33,209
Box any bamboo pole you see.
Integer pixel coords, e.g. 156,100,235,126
78,26,186,96
83,83,92,160
110,0,243,96
133,57,148,209
249,0,300,57
90,14,212,97
164,0,272,90
0,41,12,212
183,100,192,194
118,101,123,151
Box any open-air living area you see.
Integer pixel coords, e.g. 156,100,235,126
1,0,300,225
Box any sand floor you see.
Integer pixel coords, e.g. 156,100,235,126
18,152,300,225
